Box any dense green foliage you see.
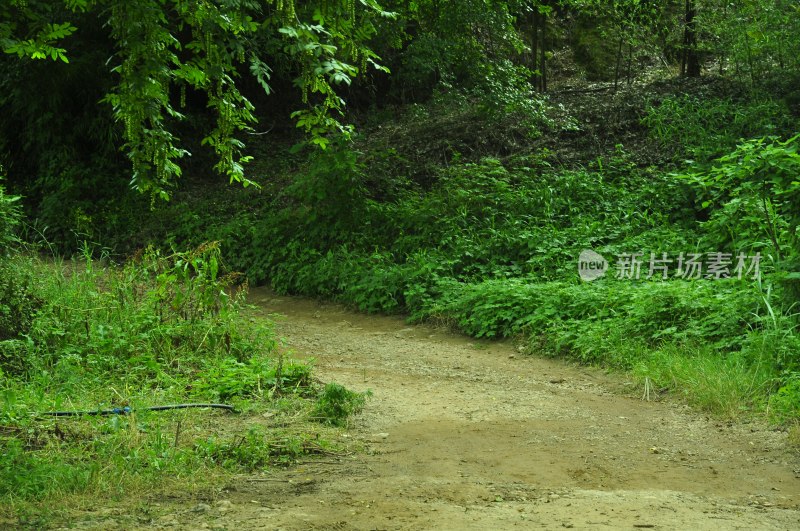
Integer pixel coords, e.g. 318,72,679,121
1,0,800,520
0,242,364,516
0,0,394,249
2,0,391,194
132,82,799,422
0,177,20,254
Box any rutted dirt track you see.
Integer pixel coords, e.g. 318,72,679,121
80,290,800,530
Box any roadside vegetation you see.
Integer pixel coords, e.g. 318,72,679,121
137,85,800,424
0,186,366,524
1,0,800,524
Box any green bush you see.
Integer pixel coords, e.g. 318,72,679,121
0,243,366,510
0,241,280,399
571,23,619,82
0,260,40,348
769,377,800,423
0,180,39,359
0,438,95,500
678,134,800,304
421,278,760,348
632,345,774,418
0,176,21,254
312,383,369,427
642,95,792,162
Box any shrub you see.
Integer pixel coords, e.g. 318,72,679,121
642,95,792,162
0,260,40,347
0,176,21,255
769,377,800,423
312,383,369,427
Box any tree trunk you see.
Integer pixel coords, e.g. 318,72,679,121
744,29,755,87
540,7,547,92
683,0,701,77
614,37,623,91
626,41,634,86
531,9,539,87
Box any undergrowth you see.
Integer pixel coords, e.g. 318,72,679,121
13,81,800,437
127,87,800,427
0,239,367,525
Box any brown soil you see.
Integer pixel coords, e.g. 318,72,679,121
63,289,800,530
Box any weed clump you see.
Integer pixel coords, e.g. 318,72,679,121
313,383,369,427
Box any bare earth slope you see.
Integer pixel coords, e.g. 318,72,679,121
67,290,800,530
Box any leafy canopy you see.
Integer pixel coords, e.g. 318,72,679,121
1,0,393,198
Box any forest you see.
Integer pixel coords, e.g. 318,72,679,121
1,0,799,526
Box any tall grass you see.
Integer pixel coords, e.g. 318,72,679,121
0,246,365,523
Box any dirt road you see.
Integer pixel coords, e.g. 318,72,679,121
195,289,798,531
75,290,800,530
